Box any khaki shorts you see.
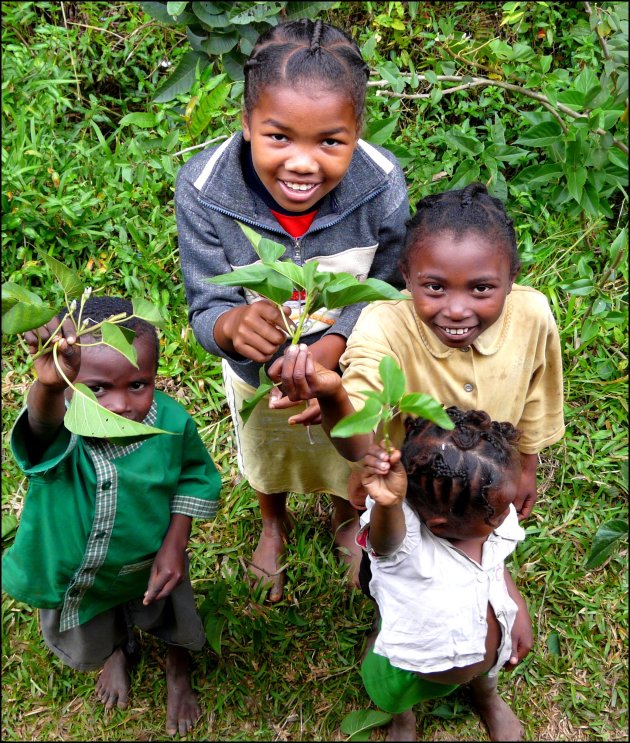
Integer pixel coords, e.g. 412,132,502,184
223,360,351,497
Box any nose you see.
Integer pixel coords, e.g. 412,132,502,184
284,147,319,174
444,294,473,321
104,391,132,417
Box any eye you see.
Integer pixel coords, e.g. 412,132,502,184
130,381,147,391
269,133,288,142
426,283,443,293
88,385,104,396
473,284,493,295
322,137,341,147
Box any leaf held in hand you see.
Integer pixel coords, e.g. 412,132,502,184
64,383,173,443
101,323,138,367
399,392,455,429
35,248,84,299
330,397,383,438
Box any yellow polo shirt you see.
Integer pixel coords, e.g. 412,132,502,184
339,284,565,454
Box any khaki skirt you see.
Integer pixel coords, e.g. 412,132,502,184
222,359,351,498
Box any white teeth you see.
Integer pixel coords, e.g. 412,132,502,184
444,328,470,335
284,181,315,191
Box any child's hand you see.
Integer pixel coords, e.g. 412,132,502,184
24,317,80,391
215,300,292,362
268,390,322,425
504,604,534,671
514,453,538,520
268,343,343,402
143,542,185,605
361,442,407,508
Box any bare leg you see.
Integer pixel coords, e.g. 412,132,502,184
248,491,292,603
467,674,523,741
95,646,132,709
386,709,417,741
331,495,362,587
165,646,201,736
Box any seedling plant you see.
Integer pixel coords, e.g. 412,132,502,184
208,222,409,423
1,249,169,444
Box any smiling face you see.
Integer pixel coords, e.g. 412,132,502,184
402,229,517,349
242,84,359,213
70,333,156,423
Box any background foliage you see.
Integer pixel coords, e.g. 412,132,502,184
2,1,627,740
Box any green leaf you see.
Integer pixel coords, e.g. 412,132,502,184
35,248,83,299
321,276,407,310
203,613,226,656
585,519,628,569
340,709,392,739
190,81,231,138
510,163,564,188
1,299,57,335
2,282,44,315
118,112,159,129
449,159,480,190
399,393,455,429
364,116,399,146
379,356,405,406
2,513,18,541
64,383,174,442
132,297,166,328
153,50,208,103
547,631,561,656
445,133,484,156
207,264,294,305
330,397,383,438
514,121,563,147
238,222,286,263
100,323,138,368
239,366,276,425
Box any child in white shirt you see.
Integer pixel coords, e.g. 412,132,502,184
358,406,533,741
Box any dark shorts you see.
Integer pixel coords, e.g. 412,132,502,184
39,565,205,671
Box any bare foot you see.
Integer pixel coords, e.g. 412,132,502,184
165,646,201,736
386,709,416,741
468,675,524,741
248,513,293,603
95,646,131,709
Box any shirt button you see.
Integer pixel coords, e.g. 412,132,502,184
95,531,106,539
101,481,112,490
460,346,470,352
464,383,474,393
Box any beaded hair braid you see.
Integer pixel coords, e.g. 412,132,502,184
400,182,521,277
243,18,370,125
401,406,520,525
57,296,160,368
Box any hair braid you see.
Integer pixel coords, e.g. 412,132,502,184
400,182,521,277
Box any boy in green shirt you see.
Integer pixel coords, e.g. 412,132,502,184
2,296,221,736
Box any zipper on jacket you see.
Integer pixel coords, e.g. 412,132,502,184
293,237,302,264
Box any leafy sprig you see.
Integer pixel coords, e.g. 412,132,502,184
208,222,408,423
2,250,170,443
330,356,455,449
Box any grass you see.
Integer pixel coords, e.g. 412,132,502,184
1,2,628,741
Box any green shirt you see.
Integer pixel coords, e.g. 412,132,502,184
2,391,221,631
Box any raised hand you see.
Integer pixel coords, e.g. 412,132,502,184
24,316,80,391
361,442,407,508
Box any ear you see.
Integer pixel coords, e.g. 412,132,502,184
424,516,449,529
242,110,251,142
401,266,411,292
403,415,415,433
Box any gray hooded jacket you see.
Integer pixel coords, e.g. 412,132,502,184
175,132,409,388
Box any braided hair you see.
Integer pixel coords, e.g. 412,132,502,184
243,19,370,127
400,182,521,277
58,296,159,370
401,406,520,526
